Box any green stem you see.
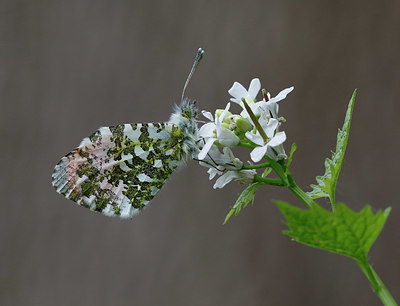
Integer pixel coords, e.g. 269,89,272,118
356,259,397,306
254,175,285,186
266,158,289,186
329,193,337,212
242,162,271,170
238,140,255,149
287,184,314,209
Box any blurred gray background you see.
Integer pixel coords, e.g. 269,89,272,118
1,0,399,305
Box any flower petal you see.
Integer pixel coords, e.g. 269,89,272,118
265,118,279,138
269,86,294,103
268,131,286,147
250,145,268,163
253,101,267,116
201,110,214,121
222,147,243,169
245,131,264,146
265,101,279,118
198,122,216,138
248,78,261,100
213,171,238,189
219,103,231,122
206,145,229,164
217,126,240,147
267,144,285,161
228,82,248,103
207,167,221,180
258,111,271,131
197,138,217,160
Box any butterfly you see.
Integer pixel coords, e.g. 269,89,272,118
52,48,204,218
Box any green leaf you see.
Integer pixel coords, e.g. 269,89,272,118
261,167,272,178
275,201,391,261
223,183,262,224
307,90,357,206
286,143,297,170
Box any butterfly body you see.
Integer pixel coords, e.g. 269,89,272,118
52,99,198,218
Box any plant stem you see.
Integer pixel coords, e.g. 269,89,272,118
238,140,255,149
287,184,315,209
356,259,398,306
254,175,285,186
329,194,337,212
242,162,271,170
266,158,289,186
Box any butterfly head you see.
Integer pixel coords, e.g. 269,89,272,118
170,98,198,127
169,98,199,157
179,98,198,119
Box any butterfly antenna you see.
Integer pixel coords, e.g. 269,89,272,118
181,48,205,101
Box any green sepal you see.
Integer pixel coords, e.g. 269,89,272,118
306,90,357,205
224,183,262,224
275,201,391,261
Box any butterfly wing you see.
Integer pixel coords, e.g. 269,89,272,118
52,123,186,218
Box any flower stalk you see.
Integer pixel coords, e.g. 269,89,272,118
195,78,395,305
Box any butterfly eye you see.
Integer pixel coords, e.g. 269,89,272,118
183,108,192,119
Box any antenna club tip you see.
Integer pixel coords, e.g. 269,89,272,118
197,48,205,57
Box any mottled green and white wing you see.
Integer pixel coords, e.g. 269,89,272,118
52,123,186,218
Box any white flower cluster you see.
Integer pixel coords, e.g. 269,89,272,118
196,78,294,188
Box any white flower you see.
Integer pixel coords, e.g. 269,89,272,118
238,86,294,122
228,78,261,106
213,169,256,189
197,103,240,160
258,86,294,119
198,145,253,189
199,146,243,172
245,118,286,162
266,141,286,161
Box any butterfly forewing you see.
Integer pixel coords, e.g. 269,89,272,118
52,122,186,218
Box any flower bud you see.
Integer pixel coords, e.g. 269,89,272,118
231,115,253,133
221,122,230,130
216,109,233,124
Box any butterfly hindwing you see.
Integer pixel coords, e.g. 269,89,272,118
52,122,186,218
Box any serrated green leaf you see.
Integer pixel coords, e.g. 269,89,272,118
224,183,262,224
307,90,357,205
275,201,391,260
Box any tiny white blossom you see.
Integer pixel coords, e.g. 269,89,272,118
239,86,294,122
197,103,240,160
213,169,256,189
258,86,294,118
228,78,261,106
245,118,286,162
207,167,223,180
198,145,253,189
199,146,243,171
266,140,287,161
